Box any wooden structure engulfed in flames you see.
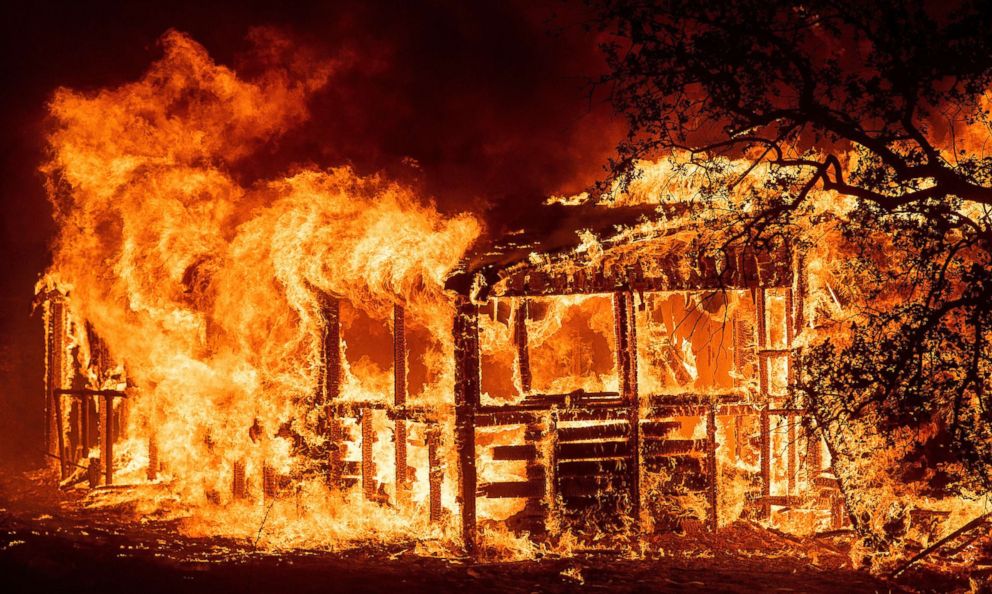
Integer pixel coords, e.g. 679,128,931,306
40,215,850,552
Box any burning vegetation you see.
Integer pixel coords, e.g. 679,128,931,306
18,1,992,591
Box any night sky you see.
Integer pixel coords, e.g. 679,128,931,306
0,1,622,464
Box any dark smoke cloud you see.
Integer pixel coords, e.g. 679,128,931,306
0,0,620,463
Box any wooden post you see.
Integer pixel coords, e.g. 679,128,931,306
454,298,480,554
52,392,67,480
428,427,442,523
623,291,641,532
787,414,797,496
319,294,342,485
361,406,375,500
756,288,772,520
232,459,246,499
707,402,718,531
46,298,66,475
514,299,532,394
393,304,409,505
103,394,114,486
147,435,158,481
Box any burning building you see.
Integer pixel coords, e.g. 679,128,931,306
38,190,851,555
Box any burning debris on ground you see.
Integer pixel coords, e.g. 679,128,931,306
4,1,992,592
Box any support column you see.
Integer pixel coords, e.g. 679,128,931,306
756,288,772,520
46,298,67,477
514,299,532,394
613,291,641,532
707,402,718,531
103,394,114,486
318,294,343,486
454,298,480,554
361,406,375,500
393,304,409,505
427,427,443,523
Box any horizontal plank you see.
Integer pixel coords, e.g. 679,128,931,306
558,475,631,497
557,459,630,476
648,393,745,407
560,493,633,510
643,454,704,475
491,444,539,461
640,421,681,438
648,404,710,417
642,438,709,457
719,404,762,416
558,423,630,442
558,440,633,460
557,408,632,422
478,480,545,499
474,411,542,427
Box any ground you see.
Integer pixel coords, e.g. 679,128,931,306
0,465,966,593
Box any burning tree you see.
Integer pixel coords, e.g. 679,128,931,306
590,0,992,546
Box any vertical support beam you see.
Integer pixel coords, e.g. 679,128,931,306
427,427,443,523
454,297,480,554
52,392,67,480
623,291,641,532
232,459,246,499
46,298,67,475
756,288,771,520
318,294,342,485
361,406,375,500
81,397,90,459
760,409,771,519
147,434,158,481
787,414,797,496
103,394,114,486
514,299,532,394
707,402,718,531
263,462,276,501
393,304,408,505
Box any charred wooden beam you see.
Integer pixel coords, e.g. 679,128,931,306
642,439,709,457
46,297,66,466
557,459,630,476
232,459,246,499
491,444,539,461
147,435,158,481
759,409,771,520
478,480,544,499
453,298,480,554
52,391,67,480
393,304,408,505
514,299,532,394
624,290,641,532
706,403,718,532
639,420,681,438
557,423,630,442
263,462,277,501
427,427,443,523
558,440,632,460
474,410,542,427
787,414,797,496
360,406,375,500
103,394,114,486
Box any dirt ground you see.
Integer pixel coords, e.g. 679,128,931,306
0,466,958,594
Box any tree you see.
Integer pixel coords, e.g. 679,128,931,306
589,0,992,541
